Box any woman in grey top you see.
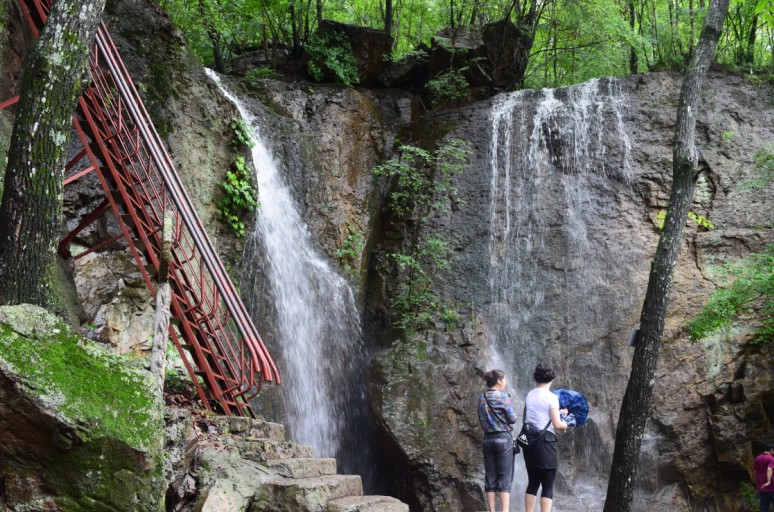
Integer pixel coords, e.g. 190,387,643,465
523,363,568,512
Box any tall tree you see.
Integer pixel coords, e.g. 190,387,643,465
385,0,394,40
0,0,106,307
629,0,639,74
603,0,730,510
199,0,225,72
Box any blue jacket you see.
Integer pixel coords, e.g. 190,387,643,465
553,389,589,426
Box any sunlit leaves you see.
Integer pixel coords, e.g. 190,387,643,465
685,245,774,344
160,0,773,89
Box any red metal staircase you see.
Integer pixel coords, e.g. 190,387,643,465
2,0,279,416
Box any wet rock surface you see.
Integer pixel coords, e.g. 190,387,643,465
366,72,773,511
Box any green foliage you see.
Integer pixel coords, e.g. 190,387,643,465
688,211,715,230
426,68,470,104
336,225,366,279
374,138,472,335
744,146,774,189
305,31,359,87
373,139,471,219
440,307,461,327
656,209,714,230
740,481,758,510
685,244,774,344
721,129,736,141
389,237,454,335
230,117,255,149
161,0,774,91
245,67,281,81
219,156,259,237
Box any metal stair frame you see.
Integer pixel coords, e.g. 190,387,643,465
3,0,280,416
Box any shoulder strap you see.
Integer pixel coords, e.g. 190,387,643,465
523,402,552,432
484,391,514,434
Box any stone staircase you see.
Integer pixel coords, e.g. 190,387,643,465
179,414,408,512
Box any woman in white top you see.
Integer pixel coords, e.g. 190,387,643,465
523,363,568,512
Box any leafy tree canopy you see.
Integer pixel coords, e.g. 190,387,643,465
160,0,774,89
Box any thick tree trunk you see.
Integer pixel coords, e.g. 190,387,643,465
602,0,729,510
745,14,758,66
290,2,302,58
385,0,393,41
629,0,638,74
0,0,106,307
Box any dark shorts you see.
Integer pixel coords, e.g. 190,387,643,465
483,432,514,493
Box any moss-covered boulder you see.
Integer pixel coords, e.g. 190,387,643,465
0,304,165,511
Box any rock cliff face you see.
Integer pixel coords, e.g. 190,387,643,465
230,68,773,511
363,74,773,511
1,0,772,510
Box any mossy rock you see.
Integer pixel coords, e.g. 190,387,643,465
0,304,165,511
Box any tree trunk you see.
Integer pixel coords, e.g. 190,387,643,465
470,0,480,26
150,212,174,392
0,0,107,307
745,14,758,66
385,0,393,41
199,0,224,73
602,0,729,510
290,1,302,58
629,0,638,74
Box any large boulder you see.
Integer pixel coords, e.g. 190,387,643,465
428,20,532,93
0,304,165,511
315,20,393,87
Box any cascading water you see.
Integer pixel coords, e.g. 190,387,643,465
487,78,637,508
206,70,374,483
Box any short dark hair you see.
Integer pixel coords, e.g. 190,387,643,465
764,443,774,453
533,363,556,384
484,369,505,388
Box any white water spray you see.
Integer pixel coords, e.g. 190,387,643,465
207,69,364,460
487,78,635,508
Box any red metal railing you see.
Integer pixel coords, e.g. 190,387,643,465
5,0,279,416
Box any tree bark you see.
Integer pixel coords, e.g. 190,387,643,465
385,0,393,41
602,0,729,510
745,14,758,66
290,1,302,58
199,0,225,73
0,0,107,307
629,0,639,75
150,212,174,392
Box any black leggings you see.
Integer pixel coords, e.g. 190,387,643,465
525,467,557,499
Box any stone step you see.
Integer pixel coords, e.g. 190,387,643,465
265,457,337,478
327,495,410,512
235,438,314,461
204,415,285,442
254,474,363,512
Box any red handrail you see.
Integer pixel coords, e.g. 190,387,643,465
6,0,280,416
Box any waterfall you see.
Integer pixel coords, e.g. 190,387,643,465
206,70,371,477
487,78,635,507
